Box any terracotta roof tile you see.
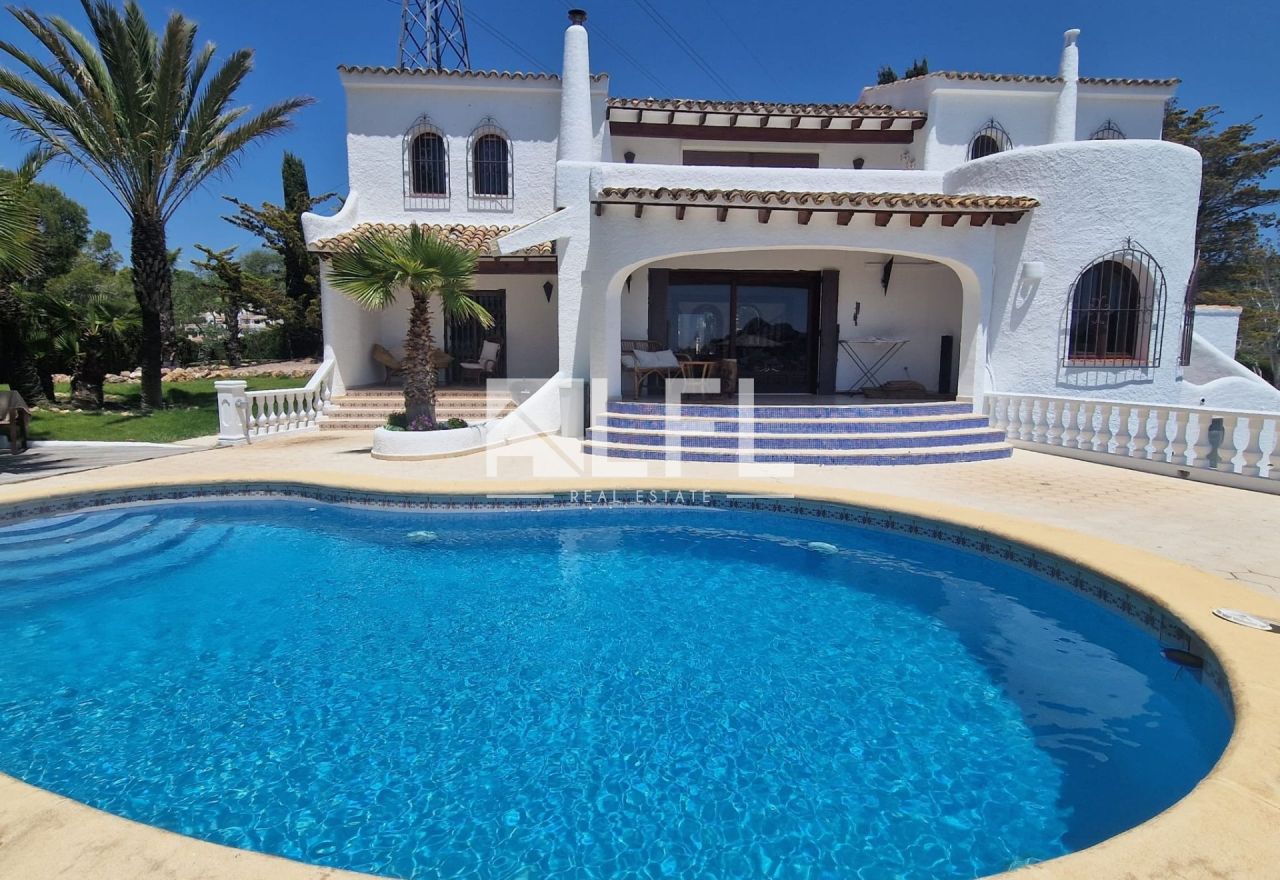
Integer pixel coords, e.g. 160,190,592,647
607,97,924,119
309,223,556,256
337,65,608,83
595,187,1039,211
863,71,1178,91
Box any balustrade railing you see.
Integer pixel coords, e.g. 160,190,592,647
986,392,1278,486
216,360,336,444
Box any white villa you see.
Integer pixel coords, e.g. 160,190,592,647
291,9,1280,467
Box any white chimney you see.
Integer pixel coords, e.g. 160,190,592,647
1051,29,1081,143
557,9,594,164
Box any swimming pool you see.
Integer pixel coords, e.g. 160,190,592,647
0,492,1230,879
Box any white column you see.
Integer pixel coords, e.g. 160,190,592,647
215,380,249,445
1050,29,1081,143
556,10,595,169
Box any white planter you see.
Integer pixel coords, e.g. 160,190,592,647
370,424,488,460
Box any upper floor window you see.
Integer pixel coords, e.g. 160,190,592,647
968,119,1012,160
410,132,447,195
403,115,448,208
1064,239,1167,367
468,119,512,204
1090,120,1126,140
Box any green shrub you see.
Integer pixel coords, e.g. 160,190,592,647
387,411,408,429
242,326,285,362
445,417,468,429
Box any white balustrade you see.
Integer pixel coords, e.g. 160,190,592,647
216,360,336,444
986,392,1280,487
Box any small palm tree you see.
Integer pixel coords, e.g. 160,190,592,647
327,225,492,428
0,147,51,404
0,0,312,409
26,291,139,408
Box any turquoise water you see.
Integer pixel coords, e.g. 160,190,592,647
0,500,1229,879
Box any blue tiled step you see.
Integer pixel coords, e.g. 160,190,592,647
611,401,974,419
584,441,1013,466
587,427,1005,450
604,414,993,434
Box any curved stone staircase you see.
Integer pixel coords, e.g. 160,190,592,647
585,400,1012,465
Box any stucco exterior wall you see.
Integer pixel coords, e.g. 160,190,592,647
340,74,608,228
946,139,1201,403
1192,305,1242,360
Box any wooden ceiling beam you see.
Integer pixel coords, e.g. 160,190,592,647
634,203,644,218
836,210,854,226
675,204,687,220
940,213,961,227
716,205,729,222
875,212,893,227
757,208,772,223
797,209,812,225
970,212,991,227
909,212,928,227
594,202,604,216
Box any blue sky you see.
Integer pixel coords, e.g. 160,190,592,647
2,0,1278,267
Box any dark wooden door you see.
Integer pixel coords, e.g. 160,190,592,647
445,290,506,381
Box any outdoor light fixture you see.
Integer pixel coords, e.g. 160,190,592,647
1022,261,1046,281
543,281,554,302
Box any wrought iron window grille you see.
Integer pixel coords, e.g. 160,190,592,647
1063,238,1167,368
468,118,514,209
403,115,449,209
968,119,1012,160
1090,119,1126,140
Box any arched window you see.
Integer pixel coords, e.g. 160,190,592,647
968,119,1012,160
410,132,447,195
1091,120,1126,140
468,119,512,201
403,115,448,207
1065,240,1167,366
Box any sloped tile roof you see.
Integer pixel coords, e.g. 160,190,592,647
309,223,556,256
863,71,1178,91
595,188,1040,211
337,65,608,83
607,97,925,119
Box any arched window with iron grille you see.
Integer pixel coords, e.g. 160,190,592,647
1091,120,1126,140
1064,239,1167,366
468,119,513,206
968,119,1012,160
403,116,448,208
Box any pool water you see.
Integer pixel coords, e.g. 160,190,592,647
0,500,1229,879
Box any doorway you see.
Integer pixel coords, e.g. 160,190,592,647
445,289,506,382
663,270,821,393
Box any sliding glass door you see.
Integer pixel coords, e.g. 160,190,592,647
666,271,819,393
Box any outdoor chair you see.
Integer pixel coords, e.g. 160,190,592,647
0,390,31,454
627,343,687,397
459,339,502,385
372,344,405,384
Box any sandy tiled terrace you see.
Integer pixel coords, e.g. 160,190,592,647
1,432,1278,880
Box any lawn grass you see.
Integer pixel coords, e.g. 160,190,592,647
24,378,312,443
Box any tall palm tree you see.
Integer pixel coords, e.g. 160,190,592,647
0,0,312,409
327,225,492,428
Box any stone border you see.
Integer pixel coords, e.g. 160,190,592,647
1,475,1279,880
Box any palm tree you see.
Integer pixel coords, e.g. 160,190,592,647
25,291,139,408
0,147,51,404
0,1,312,409
327,225,492,428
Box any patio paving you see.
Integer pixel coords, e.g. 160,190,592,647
0,442,204,485
2,431,1275,598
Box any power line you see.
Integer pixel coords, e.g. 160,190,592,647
467,7,556,72
631,0,739,98
700,0,777,92
591,21,673,94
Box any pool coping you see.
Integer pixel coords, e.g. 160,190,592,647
1,472,1279,880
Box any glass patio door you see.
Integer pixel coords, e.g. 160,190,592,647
666,272,819,393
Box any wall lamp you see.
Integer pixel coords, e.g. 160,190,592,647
543,281,554,302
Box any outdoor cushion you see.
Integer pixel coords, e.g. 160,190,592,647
620,353,637,369
634,349,680,369
479,340,501,363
